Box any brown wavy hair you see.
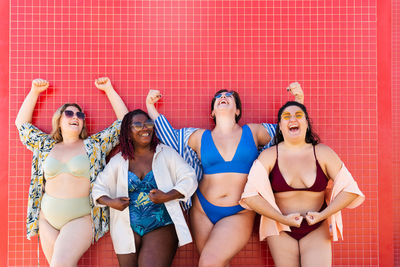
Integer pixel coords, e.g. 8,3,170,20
51,103,88,143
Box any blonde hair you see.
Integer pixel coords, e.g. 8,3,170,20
51,103,88,142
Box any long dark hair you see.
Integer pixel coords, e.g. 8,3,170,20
119,109,159,160
273,101,320,145
210,89,242,123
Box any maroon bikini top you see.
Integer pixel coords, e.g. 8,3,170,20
269,145,329,193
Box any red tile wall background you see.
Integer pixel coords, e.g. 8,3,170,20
5,0,388,266
393,0,400,265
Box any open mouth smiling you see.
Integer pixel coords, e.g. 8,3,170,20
289,124,299,132
218,99,228,105
139,132,151,137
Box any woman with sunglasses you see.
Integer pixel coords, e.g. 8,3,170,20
146,84,304,266
92,109,197,267
15,77,128,266
240,101,364,267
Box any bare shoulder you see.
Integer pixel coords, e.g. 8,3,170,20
315,144,340,161
247,123,271,147
315,143,343,179
189,128,206,143
188,128,206,153
247,123,262,131
258,146,277,173
247,123,266,135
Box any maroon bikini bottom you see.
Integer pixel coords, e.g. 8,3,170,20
286,202,327,241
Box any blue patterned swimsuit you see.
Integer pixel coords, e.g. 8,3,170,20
128,170,173,236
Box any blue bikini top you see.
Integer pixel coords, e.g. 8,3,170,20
200,125,258,175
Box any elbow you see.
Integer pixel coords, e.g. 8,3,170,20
348,192,359,203
241,197,250,207
15,118,22,129
242,196,258,208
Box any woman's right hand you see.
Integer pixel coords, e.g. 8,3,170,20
109,197,130,211
283,213,303,227
31,79,49,94
146,89,162,105
95,77,113,92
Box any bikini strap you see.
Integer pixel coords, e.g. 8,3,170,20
276,144,279,159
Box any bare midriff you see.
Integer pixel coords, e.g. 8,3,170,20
275,191,325,216
198,172,248,207
45,173,90,199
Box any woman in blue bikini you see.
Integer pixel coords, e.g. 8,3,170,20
146,84,304,266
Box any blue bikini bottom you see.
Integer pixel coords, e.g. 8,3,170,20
196,189,244,224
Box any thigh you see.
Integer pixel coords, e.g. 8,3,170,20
190,194,214,253
138,224,178,267
117,231,142,267
117,254,138,267
51,215,93,266
38,211,60,264
199,211,255,267
267,232,300,267
299,221,332,267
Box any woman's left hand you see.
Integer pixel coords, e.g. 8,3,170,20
305,211,325,225
149,189,168,204
287,82,304,104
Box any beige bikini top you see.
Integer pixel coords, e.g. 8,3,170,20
44,154,90,179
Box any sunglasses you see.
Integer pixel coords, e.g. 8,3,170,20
64,110,85,120
281,111,304,121
131,120,155,131
214,91,234,99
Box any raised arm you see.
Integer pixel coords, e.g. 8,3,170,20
145,89,180,150
287,82,304,104
249,82,305,148
15,79,49,129
95,77,128,120
146,89,162,120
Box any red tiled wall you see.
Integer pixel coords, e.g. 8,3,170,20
393,0,400,265
6,0,383,266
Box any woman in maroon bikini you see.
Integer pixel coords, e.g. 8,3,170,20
240,101,364,267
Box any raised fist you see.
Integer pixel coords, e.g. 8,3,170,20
95,77,112,91
146,89,162,105
31,79,49,93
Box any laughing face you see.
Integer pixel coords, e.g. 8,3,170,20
130,114,154,146
59,106,84,136
279,105,308,141
211,91,240,119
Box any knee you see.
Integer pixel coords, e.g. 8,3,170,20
198,252,227,267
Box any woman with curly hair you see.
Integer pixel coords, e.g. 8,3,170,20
92,109,197,267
